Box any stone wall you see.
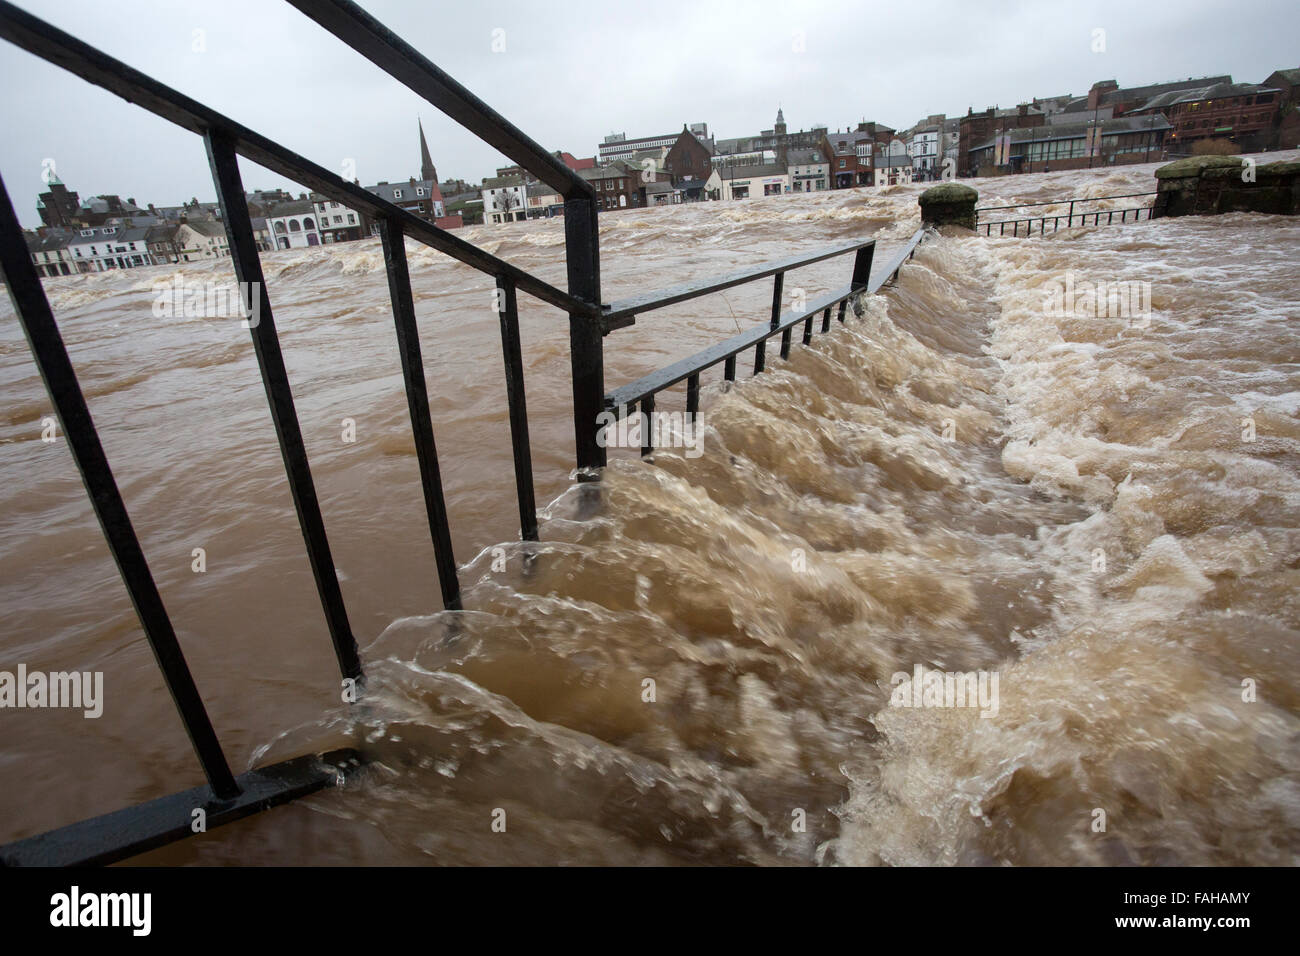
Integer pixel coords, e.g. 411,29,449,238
1154,155,1300,217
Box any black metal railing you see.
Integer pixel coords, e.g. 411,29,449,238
975,191,1159,236
0,0,919,864
601,229,926,450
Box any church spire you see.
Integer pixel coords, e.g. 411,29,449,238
418,118,437,183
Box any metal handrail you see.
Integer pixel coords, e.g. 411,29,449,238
975,190,1157,213
979,206,1155,236
604,229,926,439
603,238,876,324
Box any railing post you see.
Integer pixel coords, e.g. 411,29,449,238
755,271,782,373
564,196,604,475
204,130,362,682
378,217,463,606
640,393,655,457
821,306,832,334
685,374,700,423
851,242,874,292
724,355,736,382
493,274,539,541
0,169,239,800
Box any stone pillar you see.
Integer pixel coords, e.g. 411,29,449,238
1154,155,1300,217
918,183,978,230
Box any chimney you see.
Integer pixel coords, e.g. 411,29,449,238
1018,104,1028,118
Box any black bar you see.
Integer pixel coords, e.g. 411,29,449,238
604,238,873,323
606,285,850,407
378,218,463,607
0,749,361,866
640,393,655,457
286,0,590,201
802,314,813,345
753,338,766,375
837,300,847,323
602,230,924,410
821,306,831,334
205,131,362,682
0,171,239,800
0,1,588,318
772,272,788,360
686,374,699,422
565,196,605,474
975,190,1158,213
494,275,539,542
851,243,875,290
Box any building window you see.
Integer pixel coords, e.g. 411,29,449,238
394,189,403,199
416,187,425,196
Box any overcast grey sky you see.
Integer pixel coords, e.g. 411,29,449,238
2,0,1297,228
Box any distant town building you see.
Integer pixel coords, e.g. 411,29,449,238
820,129,875,188
482,175,529,224
26,233,74,276
786,148,829,192
36,178,81,229
1263,68,1300,148
312,194,364,243
874,142,914,186
577,164,642,211
265,200,321,249
959,105,1046,177
715,163,789,200
967,113,1173,173
174,220,231,260
598,125,712,163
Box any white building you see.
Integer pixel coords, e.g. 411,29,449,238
718,164,789,200
265,200,321,249
873,146,914,187
786,148,829,192
908,127,941,180
311,196,363,243
482,175,528,226
67,225,156,271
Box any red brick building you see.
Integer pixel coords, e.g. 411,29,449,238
663,127,713,185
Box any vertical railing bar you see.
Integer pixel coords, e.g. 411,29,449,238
640,392,655,457
837,300,848,323
377,217,464,606
493,273,539,542
755,271,782,374
564,197,604,477
0,170,239,800
724,355,736,382
685,374,700,423
821,306,832,334
802,314,813,345
204,130,361,681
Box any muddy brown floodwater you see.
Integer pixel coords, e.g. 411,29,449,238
2,156,1298,864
